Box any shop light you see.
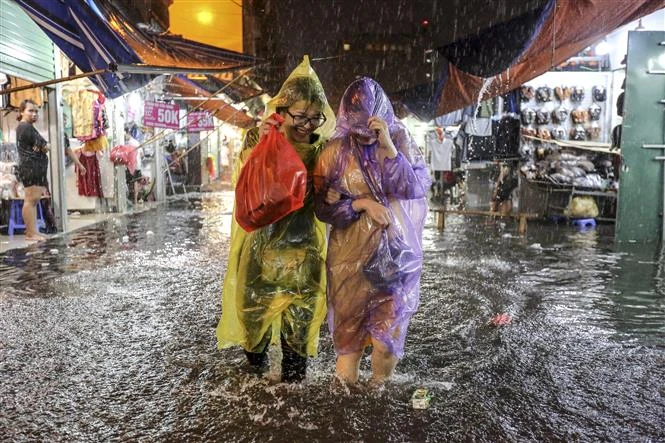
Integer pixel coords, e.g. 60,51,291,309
594,39,611,56
197,10,214,25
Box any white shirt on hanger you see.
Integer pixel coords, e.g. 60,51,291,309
428,133,453,171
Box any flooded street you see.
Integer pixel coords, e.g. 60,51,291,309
1,191,664,442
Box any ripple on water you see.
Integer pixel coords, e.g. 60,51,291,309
0,194,663,441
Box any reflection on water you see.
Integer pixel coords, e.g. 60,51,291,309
0,193,663,441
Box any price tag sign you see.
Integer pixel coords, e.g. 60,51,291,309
187,111,214,132
144,101,180,129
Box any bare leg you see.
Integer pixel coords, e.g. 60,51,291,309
369,339,398,385
335,351,363,384
23,186,46,241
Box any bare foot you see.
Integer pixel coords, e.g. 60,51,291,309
25,234,47,242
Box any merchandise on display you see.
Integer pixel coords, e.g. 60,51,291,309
592,85,607,102
536,127,552,140
588,104,602,121
535,86,552,102
551,126,566,140
520,85,535,101
571,125,587,141
586,122,601,140
521,108,536,125
554,86,571,101
570,86,585,102
535,109,551,125
571,108,589,124
552,106,569,124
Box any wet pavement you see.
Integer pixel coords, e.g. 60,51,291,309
1,192,664,442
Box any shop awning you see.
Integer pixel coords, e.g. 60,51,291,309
181,73,264,104
434,0,665,116
163,75,256,129
13,0,260,99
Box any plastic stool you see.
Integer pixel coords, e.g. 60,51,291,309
571,218,596,229
8,200,46,235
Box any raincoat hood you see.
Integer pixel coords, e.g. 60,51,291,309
333,76,397,140
265,55,336,140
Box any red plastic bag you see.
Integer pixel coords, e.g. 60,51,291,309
235,114,307,232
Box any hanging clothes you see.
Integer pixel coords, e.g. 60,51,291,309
77,152,103,197
427,130,453,171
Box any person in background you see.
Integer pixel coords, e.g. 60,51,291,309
62,114,86,175
490,161,518,214
313,77,430,386
15,99,49,241
216,56,336,383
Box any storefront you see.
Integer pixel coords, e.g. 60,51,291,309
424,8,664,238
0,0,63,235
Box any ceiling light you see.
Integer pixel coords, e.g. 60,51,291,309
594,39,611,56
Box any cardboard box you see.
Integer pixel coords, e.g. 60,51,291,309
411,388,431,409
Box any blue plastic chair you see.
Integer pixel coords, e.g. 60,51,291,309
571,218,597,229
8,200,46,236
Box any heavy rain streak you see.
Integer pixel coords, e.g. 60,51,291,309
1,195,663,441
1,0,665,441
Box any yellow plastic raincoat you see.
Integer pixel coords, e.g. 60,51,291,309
216,56,335,357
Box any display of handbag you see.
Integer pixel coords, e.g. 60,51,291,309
554,86,571,101
535,86,552,103
551,106,569,123
535,109,551,125
588,104,602,121
235,113,307,232
592,85,607,102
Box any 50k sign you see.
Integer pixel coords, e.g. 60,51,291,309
144,101,180,129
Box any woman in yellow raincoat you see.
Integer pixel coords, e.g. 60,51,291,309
216,56,336,382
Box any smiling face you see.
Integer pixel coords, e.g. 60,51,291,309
281,100,325,144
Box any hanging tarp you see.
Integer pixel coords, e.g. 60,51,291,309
163,75,256,129
436,0,665,116
13,0,259,98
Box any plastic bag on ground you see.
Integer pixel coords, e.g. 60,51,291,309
566,196,599,218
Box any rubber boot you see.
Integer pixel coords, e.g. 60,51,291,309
244,349,268,374
281,338,307,383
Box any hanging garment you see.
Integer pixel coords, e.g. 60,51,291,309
77,152,103,197
493,117,521,159
82,135,109,153
465,117,492,137
65,90,97,140
428,132,453,171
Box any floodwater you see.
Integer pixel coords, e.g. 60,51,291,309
1,192,663,442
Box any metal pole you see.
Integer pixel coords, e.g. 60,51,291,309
0,69,109,95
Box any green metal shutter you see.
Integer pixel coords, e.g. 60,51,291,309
0,0,55,82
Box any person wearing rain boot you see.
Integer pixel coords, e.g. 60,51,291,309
313,77,430,386
216,56,336,383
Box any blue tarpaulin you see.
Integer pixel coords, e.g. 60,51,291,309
14,0,259,98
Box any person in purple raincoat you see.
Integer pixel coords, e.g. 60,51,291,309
313,77,431,385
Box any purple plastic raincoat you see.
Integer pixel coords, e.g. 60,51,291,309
313,77,431,358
